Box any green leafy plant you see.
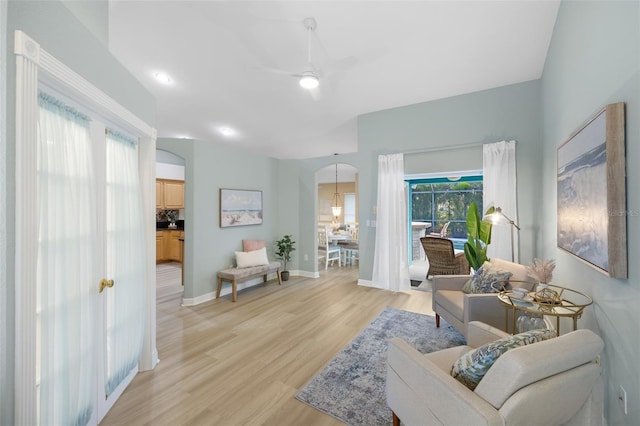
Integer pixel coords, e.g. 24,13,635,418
274,234,296,272
463,202,494,271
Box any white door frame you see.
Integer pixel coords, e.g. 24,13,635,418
13,30,157,424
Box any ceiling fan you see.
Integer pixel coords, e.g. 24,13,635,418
256,17,322,95
298,17,320,89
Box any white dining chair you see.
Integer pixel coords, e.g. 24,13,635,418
318,225,341,270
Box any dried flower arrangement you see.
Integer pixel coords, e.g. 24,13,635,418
526,258,556,284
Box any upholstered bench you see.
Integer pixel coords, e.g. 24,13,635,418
216,262,282,302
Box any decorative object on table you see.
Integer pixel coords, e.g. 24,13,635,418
295,307,464,426
463,201,494,271
166,210,177,228
485,207,520,263
534,287,563,306
274,234,295,281
219,188,263,228
525,258,556,291
557,102,627,278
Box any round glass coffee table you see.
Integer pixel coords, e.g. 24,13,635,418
494,282,593,336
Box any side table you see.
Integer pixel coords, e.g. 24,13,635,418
495,283,593,336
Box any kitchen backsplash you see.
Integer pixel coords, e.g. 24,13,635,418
156,209,180,222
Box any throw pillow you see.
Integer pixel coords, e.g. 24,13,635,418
451,328,556,390
462,261,513,294
242,239,265,252
235,247,269,268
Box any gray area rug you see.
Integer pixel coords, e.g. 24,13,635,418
295,306,465,425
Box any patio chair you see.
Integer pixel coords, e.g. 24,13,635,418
420,236,469,277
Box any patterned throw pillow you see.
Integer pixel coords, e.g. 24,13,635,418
462,262,513,294
450,329,556,390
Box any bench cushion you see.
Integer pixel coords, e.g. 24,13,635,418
218,261,280,281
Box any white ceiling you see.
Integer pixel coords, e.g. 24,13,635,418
108,0,560,160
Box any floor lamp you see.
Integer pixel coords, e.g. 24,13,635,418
490,207,520,263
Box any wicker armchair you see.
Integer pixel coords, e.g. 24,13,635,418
420,236,469,277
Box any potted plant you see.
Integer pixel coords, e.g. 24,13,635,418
463,202,494,271
275,234,296,281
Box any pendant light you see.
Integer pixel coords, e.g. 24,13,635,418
332,161,342,219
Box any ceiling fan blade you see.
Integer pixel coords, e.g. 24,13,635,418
252,64,298,77
308,86,322,101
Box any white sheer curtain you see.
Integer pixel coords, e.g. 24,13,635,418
104,130,146,396
483,140,518,262
37,92,97,425
372,153,410,292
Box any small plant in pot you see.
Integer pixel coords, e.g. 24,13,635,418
275,234,296,281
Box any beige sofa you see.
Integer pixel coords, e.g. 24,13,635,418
387,321,604,426
432,258,536,337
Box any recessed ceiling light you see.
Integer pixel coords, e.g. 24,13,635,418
153,72,172,85
217,127,236,137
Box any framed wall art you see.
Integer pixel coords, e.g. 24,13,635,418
557,102,626,278
219,189,263,228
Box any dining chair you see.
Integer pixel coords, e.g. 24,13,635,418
343,226,359,265
318,225,342,270
429,221,451,238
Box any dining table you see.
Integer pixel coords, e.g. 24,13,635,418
328,233,351,243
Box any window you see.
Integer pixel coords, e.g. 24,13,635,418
407,175,483,258
343,193,356,224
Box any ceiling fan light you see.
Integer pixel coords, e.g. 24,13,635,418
299,72,319,89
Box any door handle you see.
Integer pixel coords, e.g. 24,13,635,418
99,278,114,293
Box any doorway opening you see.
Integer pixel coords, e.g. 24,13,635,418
316,163,359,273
156,149,186,303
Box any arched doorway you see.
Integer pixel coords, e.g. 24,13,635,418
316,163,359,273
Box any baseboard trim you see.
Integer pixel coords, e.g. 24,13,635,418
181,270,317,306
357,279,385,289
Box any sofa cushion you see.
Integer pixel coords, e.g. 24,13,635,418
450,328,556,390
462,262,513,294
436,290,465,321
235,247,269,268
490,258,532,283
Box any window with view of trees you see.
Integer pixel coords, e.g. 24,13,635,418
408,176,483,241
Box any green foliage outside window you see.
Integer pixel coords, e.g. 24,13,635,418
410,180,483,239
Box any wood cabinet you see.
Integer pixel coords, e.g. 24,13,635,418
156,230,184,263
156,181,163,208
156,179,184,209
167,230,183,261
156,231,167,262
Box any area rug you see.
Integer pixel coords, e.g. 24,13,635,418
295,306,465,425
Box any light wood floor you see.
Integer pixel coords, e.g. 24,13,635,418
101,266,434,425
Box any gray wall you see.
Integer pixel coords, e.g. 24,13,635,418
540,1,639,424
2,1,155,423
156,138,280,300
285,80,542,280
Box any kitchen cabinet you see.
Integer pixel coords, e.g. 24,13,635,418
156,179,184,209
167,230,183,262
155,181,163,208
156,231,167,262
156,230,184,263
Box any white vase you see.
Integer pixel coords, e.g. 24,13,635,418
536,283,549,292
